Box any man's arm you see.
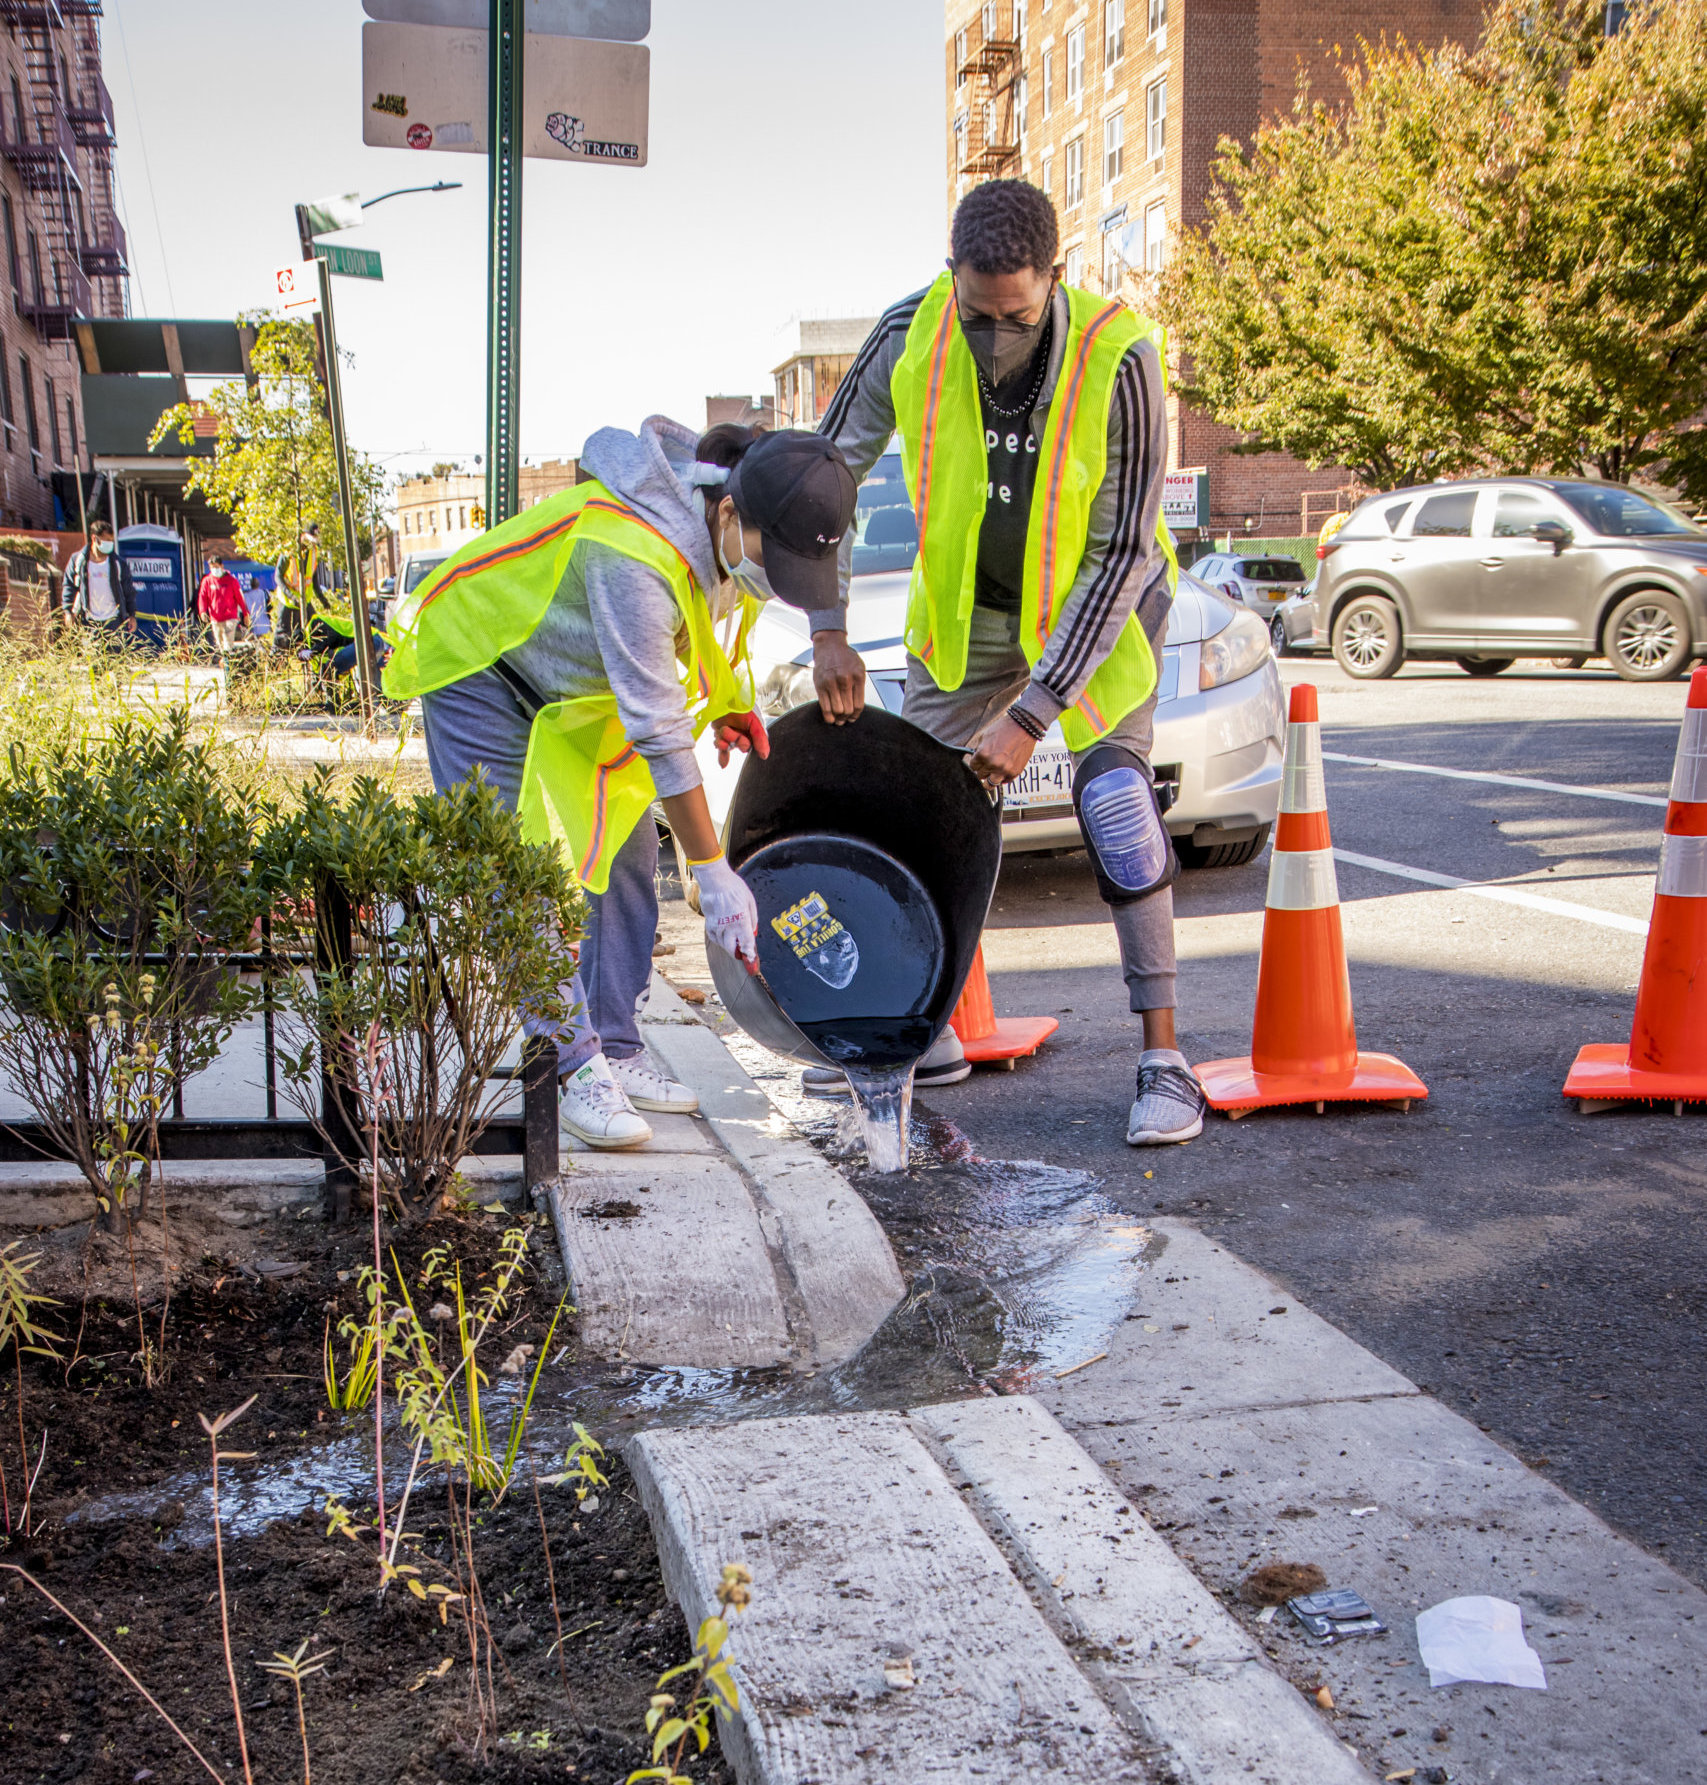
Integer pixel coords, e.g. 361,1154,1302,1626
809,289,928,720
60,554,78,614
968,338,1171,782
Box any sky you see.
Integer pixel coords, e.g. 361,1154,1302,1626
103,0,944,491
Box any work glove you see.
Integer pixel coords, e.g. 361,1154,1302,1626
711,707,770,770
692,852,760,975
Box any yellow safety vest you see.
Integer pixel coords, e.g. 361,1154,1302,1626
384,483,756,893
889,272,1178,751
280,545,355,637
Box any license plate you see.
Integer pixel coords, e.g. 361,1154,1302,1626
1004,745,1074,808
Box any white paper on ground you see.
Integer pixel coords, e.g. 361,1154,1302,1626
1415,1595,1547,1690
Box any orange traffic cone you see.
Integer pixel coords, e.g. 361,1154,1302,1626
1195,682,1427,1117
1564,665,1707,1112
949,944,1058,1068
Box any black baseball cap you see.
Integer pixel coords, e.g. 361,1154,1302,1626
728,431,857,611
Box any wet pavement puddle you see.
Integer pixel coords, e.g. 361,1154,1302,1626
72,1029,1156,1546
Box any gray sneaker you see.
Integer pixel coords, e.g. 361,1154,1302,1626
802,1029,970,1096
1126,1052,1206,1145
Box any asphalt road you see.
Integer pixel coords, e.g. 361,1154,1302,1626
948,657,1707,1591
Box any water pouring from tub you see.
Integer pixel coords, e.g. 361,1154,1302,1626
706,705,1002,1171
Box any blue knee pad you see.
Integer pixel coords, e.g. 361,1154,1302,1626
1073,746,1178,905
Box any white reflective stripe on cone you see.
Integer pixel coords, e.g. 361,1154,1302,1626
1280,727,1326,814
1266,846,1340,911
1657,831,1707,898
1670,708,1707,804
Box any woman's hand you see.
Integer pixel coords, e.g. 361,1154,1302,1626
811,630,866,725
711,708,770,769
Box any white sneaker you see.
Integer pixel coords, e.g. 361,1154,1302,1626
560,1055,653,1150
610,1051,699,1114
1127,1049,1206,1146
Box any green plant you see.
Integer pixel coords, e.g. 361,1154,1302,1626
0,532,54,564
0,712,267,1227
0,1241,61,1535
258,1639,334,1785
628,1565,752,1785
259,769,582,1217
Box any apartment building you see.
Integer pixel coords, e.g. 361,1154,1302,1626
944,0,1482,538
395,459,579,555
0,0,128,530
772,317,879,429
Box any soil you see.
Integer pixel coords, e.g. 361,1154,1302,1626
0,1196,733,1785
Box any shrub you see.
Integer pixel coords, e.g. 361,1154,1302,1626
258,770,582,1217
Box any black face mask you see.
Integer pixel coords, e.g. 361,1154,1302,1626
957,285,1053,387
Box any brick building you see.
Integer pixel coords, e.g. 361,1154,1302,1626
772,318,879,429
394,459,579,556
0,1,128,531
943,0,1483,542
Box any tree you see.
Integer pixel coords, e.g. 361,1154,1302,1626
1156,0,1707,498
149,314,386,570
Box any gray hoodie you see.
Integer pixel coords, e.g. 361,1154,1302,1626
500,414,724,798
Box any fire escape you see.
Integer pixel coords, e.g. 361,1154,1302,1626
956,12,1021,181
0,0,127,340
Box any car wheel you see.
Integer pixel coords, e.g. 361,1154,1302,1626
1454,656,1515,677
1270,613,1290,657
1332,595,1404,679
1174,823,1272,871
1550,656,1588,670
1604,591,1691,681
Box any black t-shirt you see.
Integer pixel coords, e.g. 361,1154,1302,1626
973,324,1051,616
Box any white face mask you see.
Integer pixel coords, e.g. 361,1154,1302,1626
716,509,776,611
93,539,113,556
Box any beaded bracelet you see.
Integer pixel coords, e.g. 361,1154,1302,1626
1006,702,1048,742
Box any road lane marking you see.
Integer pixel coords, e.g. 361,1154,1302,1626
1332,848,1651,935
1323,750,1667,809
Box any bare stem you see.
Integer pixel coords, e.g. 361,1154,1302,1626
369,1067,387,1563
531,1472,584,1731
292,1672,312,1785
1,1563,226,1783
207,1429,256,1785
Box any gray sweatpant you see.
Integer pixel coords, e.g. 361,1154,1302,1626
902,609,1177,1012
421,667,659,1074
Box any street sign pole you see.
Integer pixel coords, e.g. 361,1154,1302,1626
313,254,381,731
486,0,523,527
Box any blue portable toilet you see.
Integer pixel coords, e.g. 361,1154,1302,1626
117,524,186,648
222,557,276,637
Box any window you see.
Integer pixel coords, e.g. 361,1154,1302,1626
982,1,999,38
1146,77,1166,160
1556,480,1702,537
1016,0,1026,48
1101,225,1123,292
9,77,23,143
1410,491,1476,537
0,354,12,448
1064,135,1084,207
1237,558,1306,583
47,375,59,465
954,27,967,84
1144,199,1167,271
1017,74,1028,148
1064,243,1085,285
1041,152,1053,199
20,357,38,455
1105,0,1125,64
1148,0,1166,37
954,109,968,166
1492,491,1557,538
1104,109,1124,183
2,196,18,314
459,505,468,529
1041,47,1053,117
26,230,42,306
1066,25,1084,100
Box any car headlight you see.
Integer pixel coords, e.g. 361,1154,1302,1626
1198,604,1272,690
755,661,816,717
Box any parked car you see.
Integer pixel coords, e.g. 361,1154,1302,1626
691,451,1286,871
1273,581,1319,656
1189,549,1310,623
1312,478,1707,681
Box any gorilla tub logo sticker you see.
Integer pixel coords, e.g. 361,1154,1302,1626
771,892,859,991
546,112,641,161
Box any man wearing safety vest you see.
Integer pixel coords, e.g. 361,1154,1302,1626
275,524,335,650
809,178,1206,1146
385,419,856,1149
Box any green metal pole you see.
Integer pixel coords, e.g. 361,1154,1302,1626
486,0,523,527
314,253,379,731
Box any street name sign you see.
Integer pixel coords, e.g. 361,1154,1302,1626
272,263,319,312
360,0,649,41
1162,470,1210,528
362,22,648,164
319,243,385,281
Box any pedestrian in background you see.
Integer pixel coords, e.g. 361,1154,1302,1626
274,523,332,649
196,552,247,657
61,519,138,638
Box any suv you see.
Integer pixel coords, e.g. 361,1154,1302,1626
1313,478,1707,681
1192,551,1309,625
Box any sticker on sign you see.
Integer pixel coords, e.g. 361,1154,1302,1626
273,264,319,312
361,23,647,164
